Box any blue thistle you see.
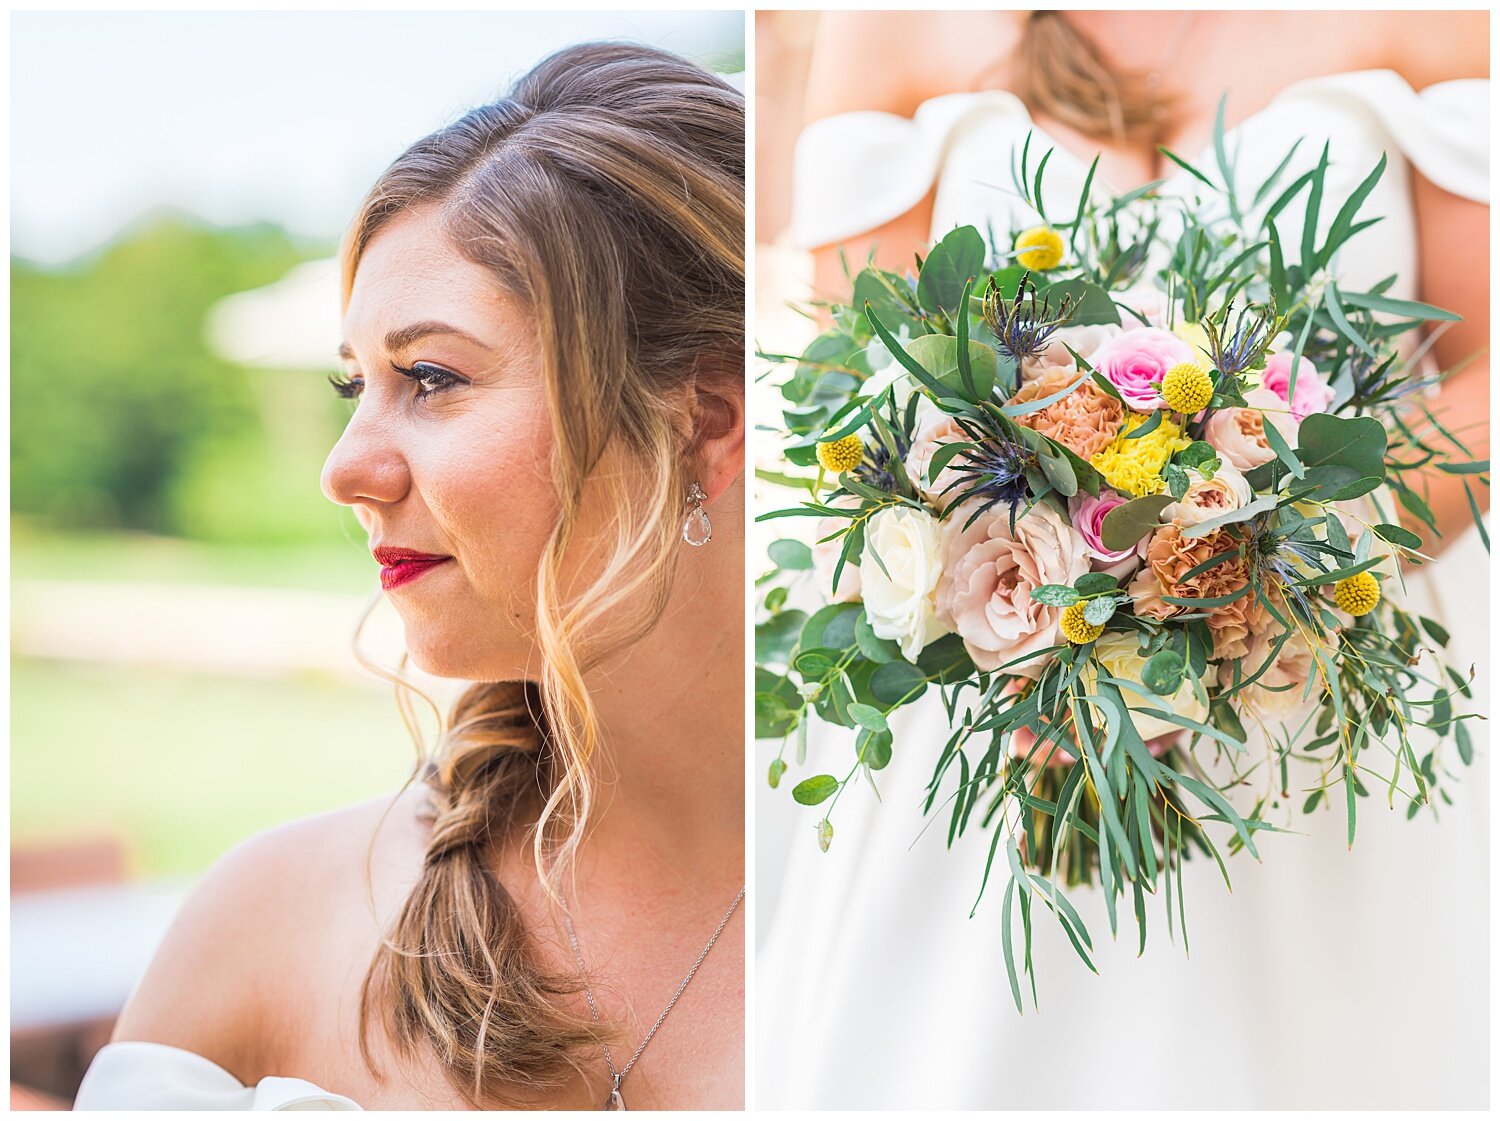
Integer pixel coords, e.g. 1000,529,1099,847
940,426,1035,529
1203,299,1290,381
983,272,1076,364
854,420,911,492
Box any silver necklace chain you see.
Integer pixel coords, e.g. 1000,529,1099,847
563,884,746,1106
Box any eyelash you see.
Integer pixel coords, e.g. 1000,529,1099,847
327,362,463,402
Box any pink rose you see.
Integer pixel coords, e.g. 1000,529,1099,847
1260,351,1336,421
1089,327,1195,412
1068,489,1139,577
1203,387,1298,470
935,500,1089,675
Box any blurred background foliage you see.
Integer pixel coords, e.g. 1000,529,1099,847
12,214,341,542
11,214,396,881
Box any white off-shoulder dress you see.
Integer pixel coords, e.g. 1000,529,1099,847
72,1042,361,1110
760,70,1490,1110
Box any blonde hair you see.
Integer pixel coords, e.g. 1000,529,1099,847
336,42,743,1107
1007,11,1181,143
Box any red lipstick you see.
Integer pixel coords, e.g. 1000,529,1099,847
372,547,453,591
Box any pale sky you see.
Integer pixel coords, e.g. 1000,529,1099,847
11,10,745,266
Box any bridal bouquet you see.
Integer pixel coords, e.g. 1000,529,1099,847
756,122,1486,1007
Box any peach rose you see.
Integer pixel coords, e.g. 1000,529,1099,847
904,399,969,507
1159,461,1253,528
1126,525,1251,634
1009,367,1126,461
1203,387,1299,470
1220,625,1319,721
936,500,1090,674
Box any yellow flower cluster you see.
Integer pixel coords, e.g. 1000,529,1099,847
1089,412,1191,497
1015,225,1065,271
1334,571,1381,616
816,434,865,474
1059,602,1105,645
1161,362,1214,413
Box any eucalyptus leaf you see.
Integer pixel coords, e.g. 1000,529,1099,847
767,538,814,570
792,774,838,806
1031,583,1081,607
1100,494,1174,551
917,226,986,315
1141,650,1187,696
1083,597,1117,627
905,333,999,402
870,660,928,705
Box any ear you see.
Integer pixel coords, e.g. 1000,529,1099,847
685,365,745,503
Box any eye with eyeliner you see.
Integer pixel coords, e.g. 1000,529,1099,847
327,361,466,402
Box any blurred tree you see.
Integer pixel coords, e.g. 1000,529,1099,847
12,211,344,541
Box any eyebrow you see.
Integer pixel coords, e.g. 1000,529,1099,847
337,320,492,362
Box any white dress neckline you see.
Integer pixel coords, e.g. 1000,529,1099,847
912,67,1428,197
790,67,1488,251
73,1039,362,1111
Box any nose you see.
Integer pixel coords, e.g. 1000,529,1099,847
320,405,411,517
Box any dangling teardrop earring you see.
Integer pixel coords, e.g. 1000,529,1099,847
682,481,712,546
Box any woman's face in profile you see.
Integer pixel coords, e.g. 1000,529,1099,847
322,207,563,680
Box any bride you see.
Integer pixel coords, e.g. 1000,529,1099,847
760,11,1488,1110
75,42,746,1110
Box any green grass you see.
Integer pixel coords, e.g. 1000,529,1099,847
11,657,427,881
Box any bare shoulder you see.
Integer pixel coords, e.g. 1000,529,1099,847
1381,10,1488,86
803,11,1022,124
109,781,431,1082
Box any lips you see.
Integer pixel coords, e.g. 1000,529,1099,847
373,547,450,566
372,546,453,591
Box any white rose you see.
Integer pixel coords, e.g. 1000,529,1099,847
1089,631,1210,741
860,505,950,660
1160,460,1253,527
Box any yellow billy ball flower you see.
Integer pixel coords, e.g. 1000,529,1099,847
816,433,865,474
1161,362,1214,413
1015,225,1065,271
1060,602,1105,644
1333,570,1381,616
